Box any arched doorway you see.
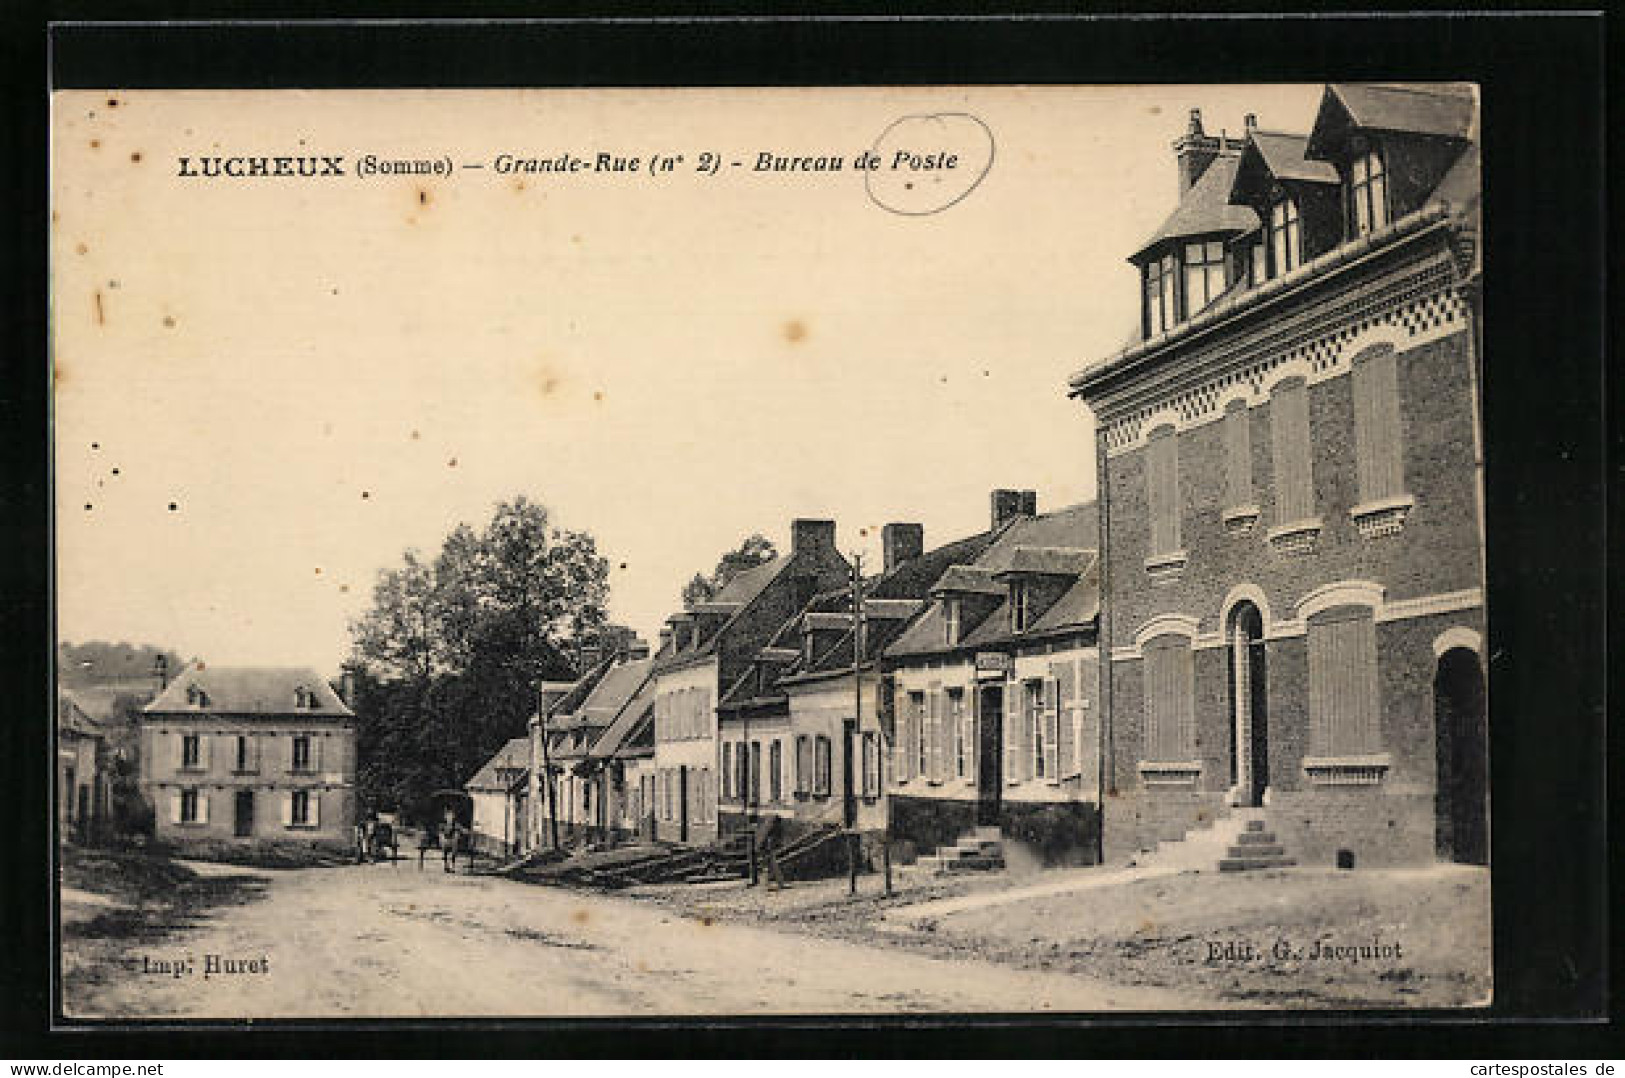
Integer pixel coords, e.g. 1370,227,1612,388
1434,647,1488,864
1226,602,1269,806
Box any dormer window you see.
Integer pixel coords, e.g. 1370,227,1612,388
1143,251,1177,336
1247,236,1267,286
1268,196,1301,277
293,686,315,709
1011,582,1031,634
943,598,962,646
1349,147,1390,236
185,684,209,708
1183,240,1227,315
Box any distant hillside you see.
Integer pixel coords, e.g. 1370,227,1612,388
57,641,191,693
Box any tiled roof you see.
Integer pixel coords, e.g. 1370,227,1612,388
143,663,352,718
586,678,657,762
712,555,790,606
465,737,530,791
1130,155,1260,262
577,657,655,725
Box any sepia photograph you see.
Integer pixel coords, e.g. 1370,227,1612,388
50,79,1495,1021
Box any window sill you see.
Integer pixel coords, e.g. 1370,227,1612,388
285,823,320,831
230,769,260,777
1267,518,1323,556
1143,550,1188,582
177,766,206,774
1137,760,1203,786
1303,754,1391,786
1222,505,1261,534
1350,495,1415,539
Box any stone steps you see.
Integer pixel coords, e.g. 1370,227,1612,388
918,826,1007,875
1217,818,1296,872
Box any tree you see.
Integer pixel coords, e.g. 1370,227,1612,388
347,496,614,821
680,533,778,609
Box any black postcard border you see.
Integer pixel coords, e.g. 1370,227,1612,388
4,7,1612,1059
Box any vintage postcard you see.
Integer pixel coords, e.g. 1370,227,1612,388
53,82,1491,1020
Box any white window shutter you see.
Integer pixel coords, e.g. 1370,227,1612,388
197,790,210,824
170,731,182,771
1003,683,1019,785
169,790,182,823
1043,677,1062,782
199,734,211,770
309,791,321,828
280,792,293,827
964,698,977,786
313,735,323,772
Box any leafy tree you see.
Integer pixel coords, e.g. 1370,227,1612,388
348,496,614,821
681,533,778,609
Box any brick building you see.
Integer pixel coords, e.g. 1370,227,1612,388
882,493,1103,867
140,664,357,846
1070,84,1486,868
649,519,850,845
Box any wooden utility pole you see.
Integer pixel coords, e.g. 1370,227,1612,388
538,690,561,850
848,553,865,896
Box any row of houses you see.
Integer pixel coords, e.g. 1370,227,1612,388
474,82,1488,874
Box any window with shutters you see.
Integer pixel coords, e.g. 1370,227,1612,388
180,788,201,824
1350,344,1414,537
769,740,783,802
813,736,831,797
292,735,313,773
1349,146,1390,236
1139,634,1200,784
721,742,733,799
1145,424,1186,576
795,735,811,796
291,790,311,827
859,733,876,798
1222,399,1260,532
1268,196,1301,277
1304,605,1390,785
948,688,967,778
234,735,250,773
1183,239,1227,315
911,691,928,778
749,742,761,804
181,733,201,771
1268,376,1321,554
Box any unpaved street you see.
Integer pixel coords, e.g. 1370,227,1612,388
65,860,1194,1018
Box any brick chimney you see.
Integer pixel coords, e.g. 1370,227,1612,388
881,523,924,574
627,638,651,661
991,489,1029,530
537,680,574,720
578,640,603,674
1173,107,1247,195
1019,490,1038,517
791,518,837,557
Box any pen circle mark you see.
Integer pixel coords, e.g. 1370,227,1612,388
865,112,995,217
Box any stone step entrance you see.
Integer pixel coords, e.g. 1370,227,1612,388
1217,818,1298,872
918,825,1006,875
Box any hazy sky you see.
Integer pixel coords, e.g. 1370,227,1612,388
52,85,1322,675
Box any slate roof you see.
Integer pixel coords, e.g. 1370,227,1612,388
659,555,795,668
577,657,655,726
143,663,353,718
931,565,1005,596
1312,83,1477,149
995,546,1094,578
466,737,530,792
888,502,1101,659
1249,131,1339,184
58,694,105,738
1130,155,1260,263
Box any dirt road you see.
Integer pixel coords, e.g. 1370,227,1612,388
65,860,1194,1018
